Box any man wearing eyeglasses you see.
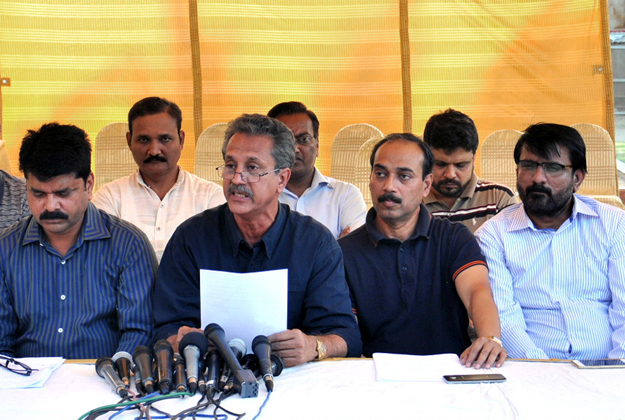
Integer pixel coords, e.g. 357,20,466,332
153,113,361,366
267,102,366,238
475,123,625,359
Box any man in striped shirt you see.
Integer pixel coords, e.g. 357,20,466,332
476,123,625,359
0,123,157,359
423,109,517,232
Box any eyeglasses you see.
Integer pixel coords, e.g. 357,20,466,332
216,166,282,183
295,134,316,146
0,355,38,376
517,160,573,177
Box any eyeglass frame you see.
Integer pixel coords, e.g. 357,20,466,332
517,160,574,177
0,355,38,376
215,165,283,183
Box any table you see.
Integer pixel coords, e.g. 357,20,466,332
4,358,625,420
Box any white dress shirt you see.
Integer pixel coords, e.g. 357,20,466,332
475,195,625,359
92,168,225,261
279,168,366,239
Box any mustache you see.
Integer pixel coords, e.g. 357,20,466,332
228,183,254,198
144,155,167,163
40,210,69,220
377,193,402,204
525,184,552,196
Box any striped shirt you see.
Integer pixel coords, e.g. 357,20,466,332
0,203,157,359
0,169,30,231
475,195,625,359
425,173,517,233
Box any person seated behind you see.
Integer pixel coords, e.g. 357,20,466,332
92,97,225,261
153,114,361,366
423,109,516,232
267,101,366,238
0,123,157,359
0,169,30,231
476,123,625,359
339,133,506,368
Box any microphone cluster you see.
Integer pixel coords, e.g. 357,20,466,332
95,323,284,400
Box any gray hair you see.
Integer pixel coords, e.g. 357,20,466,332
222,113,295,170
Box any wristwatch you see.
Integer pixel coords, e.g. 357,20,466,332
486,336,503,347
314,336,327,361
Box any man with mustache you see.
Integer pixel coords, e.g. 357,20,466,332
423,109,516,232
93,97,225,261
153,114,361,366
339,133,506,368
475,123,625,359
267,102,366,238
0,123,157,358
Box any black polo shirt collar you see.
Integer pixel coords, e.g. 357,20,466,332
365,203,432,244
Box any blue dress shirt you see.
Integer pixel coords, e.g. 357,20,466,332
476,195,625,359
0,203,157,359
153,203,362,357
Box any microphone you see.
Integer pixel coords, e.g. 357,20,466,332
173,353,188,393
204,323,258,398
205,343,222,392
96,357,128,398
252,335,277,391
219,338,247,390
133,345,155,394
112,351,133,388
179,331,209,395
132,363,144,395
154,339,174,394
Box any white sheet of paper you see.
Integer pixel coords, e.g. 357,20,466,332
200,268,288,351
373,352,500,382
0,356,65,389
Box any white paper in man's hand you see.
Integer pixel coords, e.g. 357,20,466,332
200,269,288,351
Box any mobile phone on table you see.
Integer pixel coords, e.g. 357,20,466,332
443,374,506,384
572,359,625,369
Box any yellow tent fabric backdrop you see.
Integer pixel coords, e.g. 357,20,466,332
0,0,613,176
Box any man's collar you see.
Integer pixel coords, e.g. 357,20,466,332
508,194,597,232
225,203,287,259
365,203,431,244
23,202,111,246
137,166,184,189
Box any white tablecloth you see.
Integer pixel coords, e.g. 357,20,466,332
3,358,625,420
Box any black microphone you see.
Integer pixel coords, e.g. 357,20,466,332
112,351,133,388
132,345,155,394
205,343,222,392
132,363,144,395
252,335,277,391
179,331,209,395
219,338,247,390
204,323,258,398
154,339,174,394
173,353,187,393
197,355,208,394
96,357,128,398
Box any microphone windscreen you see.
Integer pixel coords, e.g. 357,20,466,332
180,331,209,356
228,338,247,359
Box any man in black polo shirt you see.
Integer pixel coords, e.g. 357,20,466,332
339,133,506,369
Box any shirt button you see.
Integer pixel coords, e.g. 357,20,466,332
401,266,408,271
157,227,161,231
399,246,404,252
251,261,256,265
160,204,164,208
61,260,66,265
58,328,63,333
60,295,66,300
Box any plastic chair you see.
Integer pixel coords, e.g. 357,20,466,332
479,129,523,192
331,123,384,184
353,137,380,209
194,123,228,185
94,122,135,191
0,140,11,173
